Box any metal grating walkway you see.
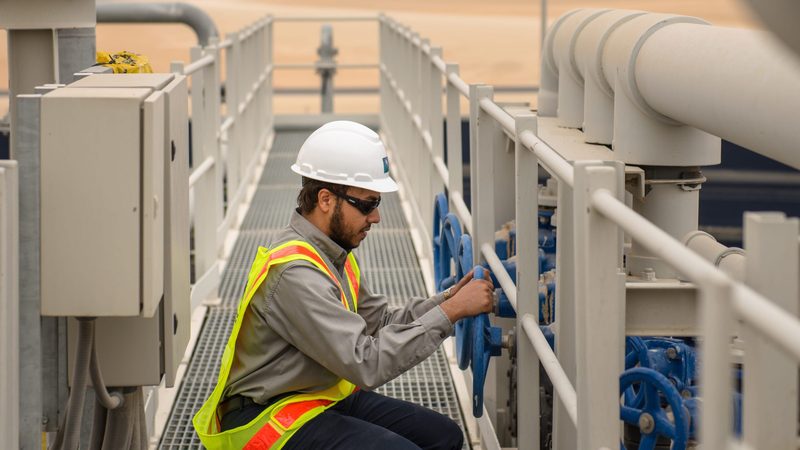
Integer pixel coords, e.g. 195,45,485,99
159,130,469,448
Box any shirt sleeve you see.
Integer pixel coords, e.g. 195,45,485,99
356,278,448,336
262,263,454,390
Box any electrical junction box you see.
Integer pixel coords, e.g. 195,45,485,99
46,73,190,386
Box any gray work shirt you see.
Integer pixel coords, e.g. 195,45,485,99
223,210,454,404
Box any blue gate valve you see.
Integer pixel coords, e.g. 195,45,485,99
619,367,690,450
494,290,516,318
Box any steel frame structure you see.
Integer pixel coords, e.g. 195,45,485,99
378,10,800,450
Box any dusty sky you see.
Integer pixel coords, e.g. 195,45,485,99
1,0,761,114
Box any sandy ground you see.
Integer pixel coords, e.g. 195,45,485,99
0,0,760,114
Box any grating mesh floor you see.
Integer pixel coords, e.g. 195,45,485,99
159,130,469,448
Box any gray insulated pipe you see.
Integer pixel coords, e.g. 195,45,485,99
97,2,220,46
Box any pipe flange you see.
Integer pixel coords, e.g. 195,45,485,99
714,247,744,267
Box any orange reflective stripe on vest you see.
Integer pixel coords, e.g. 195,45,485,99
244,243,358,312
192,240,361,450
344,252,360,312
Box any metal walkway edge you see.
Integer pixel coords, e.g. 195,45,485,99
159,130,469,448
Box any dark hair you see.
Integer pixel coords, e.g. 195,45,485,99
296,177,347,214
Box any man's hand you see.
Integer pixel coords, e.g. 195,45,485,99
440,272,494,323
446,269,474,299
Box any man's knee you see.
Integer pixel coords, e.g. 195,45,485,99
432,415,464,450
446,419,465,449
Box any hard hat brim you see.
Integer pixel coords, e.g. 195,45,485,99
291,164,399,193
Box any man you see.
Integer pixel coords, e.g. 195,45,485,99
194,121,494,449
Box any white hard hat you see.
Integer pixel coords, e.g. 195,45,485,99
291,121,399,193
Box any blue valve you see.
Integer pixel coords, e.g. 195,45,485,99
624,337,697,408
432,193,449,286
619,367,690,450
454,234,474,370
437,213,463,291
495,290,516,318
471,266,504,418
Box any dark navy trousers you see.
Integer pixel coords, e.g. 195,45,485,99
220,390,464,449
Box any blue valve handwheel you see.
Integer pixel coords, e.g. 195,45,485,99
471,266,503,417
437,213,463,292
471,313,503,417
619,368,689,450
454,235,474,370
432,194,449,287
454,317,474,371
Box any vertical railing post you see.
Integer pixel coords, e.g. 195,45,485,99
0,160,19,450
514,115,540,450
190,46,215,277
266,16,274,133
553,173,577,450
429,47,444,215
699,279,734,449
225,31,241,195
419,38,433,241
206,38,224,248
410,32,420,116
470,85,495,255
573,161,625,450
445,64,463,213
420,39,431,141
742,212,799,448
378,15,386,130
472,85,502,428
468,84,485,240
259,18,269,150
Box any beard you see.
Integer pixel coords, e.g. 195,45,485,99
329,201,363,251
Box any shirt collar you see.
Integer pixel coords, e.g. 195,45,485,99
289,209,348,269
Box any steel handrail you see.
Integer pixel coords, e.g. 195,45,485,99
182,54,215,75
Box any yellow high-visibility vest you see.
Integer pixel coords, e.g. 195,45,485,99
193,240,361,449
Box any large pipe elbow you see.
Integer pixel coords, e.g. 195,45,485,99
538,10,580,117
97,2,219,46
551,9,610,129
573,10,645,144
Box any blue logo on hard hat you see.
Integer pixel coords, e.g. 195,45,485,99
383,157,389,173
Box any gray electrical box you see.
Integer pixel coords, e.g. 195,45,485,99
52,73,190,386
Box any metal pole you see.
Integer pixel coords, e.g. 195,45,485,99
317,24,337,113
540,0,547,52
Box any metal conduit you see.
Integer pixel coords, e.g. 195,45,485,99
97,3,219,46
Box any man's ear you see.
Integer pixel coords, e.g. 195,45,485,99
317,188,335,214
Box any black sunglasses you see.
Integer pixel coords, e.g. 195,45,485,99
330,190,381,215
